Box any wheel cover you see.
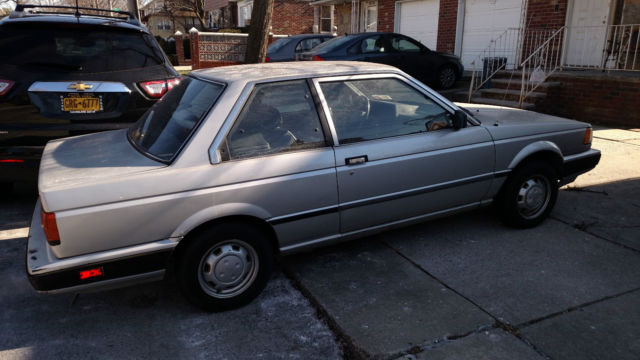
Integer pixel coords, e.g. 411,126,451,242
439,67,456,88
198,239,259,299
516,175,551,220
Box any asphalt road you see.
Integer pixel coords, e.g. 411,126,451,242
1,127,639,359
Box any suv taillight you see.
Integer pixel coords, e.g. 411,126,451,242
0,79,15,96
312,55,324,61
41,208,60,246
139,77,182,99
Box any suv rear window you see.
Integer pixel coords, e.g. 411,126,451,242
128,77,224,163
0,24,163,72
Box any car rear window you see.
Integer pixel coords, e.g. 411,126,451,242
0,24,164,72
128,77,224,163
268,37,294,53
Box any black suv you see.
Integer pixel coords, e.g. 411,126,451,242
0,5,179,190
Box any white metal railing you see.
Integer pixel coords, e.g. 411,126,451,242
467,28,558,102
518,27,565,107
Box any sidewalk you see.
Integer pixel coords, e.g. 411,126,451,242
283,127,640,359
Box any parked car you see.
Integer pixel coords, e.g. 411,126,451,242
266,33,335,62
299,32,463,89
0,4,179,191
27,62,600,311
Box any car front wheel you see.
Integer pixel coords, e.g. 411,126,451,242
177,222,274,311
497,161,558,228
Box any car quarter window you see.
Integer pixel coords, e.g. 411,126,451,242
295,38,324,52
223,80,327,160
390,36,422,53
361,35,385,53
319,77,452,144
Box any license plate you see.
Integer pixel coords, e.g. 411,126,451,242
61,94,102,113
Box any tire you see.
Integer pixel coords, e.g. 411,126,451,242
497,161,558,228
437,65,458,89
176,222,274,311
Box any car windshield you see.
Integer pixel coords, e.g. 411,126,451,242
0,24,163,72
311,35,354,53
267,37,294,53
128,77,224,163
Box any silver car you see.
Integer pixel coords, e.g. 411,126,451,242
27,62,600,311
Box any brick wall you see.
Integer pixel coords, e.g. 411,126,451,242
271,0,315,34
436,0,458,53
377,0,395,32
539,73,640,127
525,0,568,29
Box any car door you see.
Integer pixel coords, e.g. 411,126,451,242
213,79,339,250
388,34,439,84
314,74,494,233
354,34,395,65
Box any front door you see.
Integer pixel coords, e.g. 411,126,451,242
315,75,494,233
565,0,612,67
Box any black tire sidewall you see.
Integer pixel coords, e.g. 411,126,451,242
498,162,558,228
177,223,274,311
438,65,457,89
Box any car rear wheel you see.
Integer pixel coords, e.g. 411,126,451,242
437,65,458,89
497,161,558,228
177,222,274,311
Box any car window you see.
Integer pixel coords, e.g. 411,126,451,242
267,37,294,53
390,36,422,53
0,24,163,72
223,80,326,160
128,77,224,162
320,78,452,144
361,35,385,54
295,38,324,53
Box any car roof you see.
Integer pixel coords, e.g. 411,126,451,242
285,33,334,39
1,10,145,32
192,61,401,85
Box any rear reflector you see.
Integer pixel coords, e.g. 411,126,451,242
79,267,104,280
139,78,182,99
265,56,270,62
41,209,60,246
0,159,24,163
312,55,324,61
584,127,593,145
0,79,15,96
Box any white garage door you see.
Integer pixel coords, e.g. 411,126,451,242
396,0,440,50
461,0,523,69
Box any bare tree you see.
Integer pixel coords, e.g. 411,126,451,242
162,0,206,30
245,0,273,63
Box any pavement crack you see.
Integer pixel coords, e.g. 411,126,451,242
550,216,640,254
593,136,640,147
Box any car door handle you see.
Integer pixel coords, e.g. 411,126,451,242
345,155,368,165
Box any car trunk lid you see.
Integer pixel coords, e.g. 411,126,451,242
39,129,166,211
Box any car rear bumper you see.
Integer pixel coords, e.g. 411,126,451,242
560,148,601,185
27,199,178,293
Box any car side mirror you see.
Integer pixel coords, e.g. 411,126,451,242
452,110,467,130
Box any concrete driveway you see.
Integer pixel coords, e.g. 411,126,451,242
1,127,638,359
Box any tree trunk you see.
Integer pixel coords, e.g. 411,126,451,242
245,0,274,64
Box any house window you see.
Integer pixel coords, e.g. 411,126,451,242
238,0,253,27
157,19,171,30
320,5,333,33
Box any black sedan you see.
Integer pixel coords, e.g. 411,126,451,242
299,32,463,89
266,34,335,62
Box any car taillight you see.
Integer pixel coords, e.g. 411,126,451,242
166,77,182,91
265,56,270,62
139,77,182,99
41,209,60,246
0,159,24,163
0,79,15,96
312,55,324,61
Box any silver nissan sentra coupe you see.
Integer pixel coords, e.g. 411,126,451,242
27,62,600,311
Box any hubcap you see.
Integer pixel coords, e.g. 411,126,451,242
440,68,456,88
516,175,551,219
198,240,259,298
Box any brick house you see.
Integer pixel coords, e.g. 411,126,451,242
205,0,317,34
371,0,639,126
